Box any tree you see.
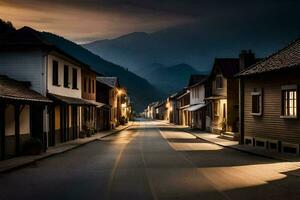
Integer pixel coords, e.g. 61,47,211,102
0,19,16,35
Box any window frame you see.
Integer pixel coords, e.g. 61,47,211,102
251,90,263,116
84,77,87,92
72,68,78,89
216,75,223,89
63,64,69,88
281,85,298,119
88,78,91,93
52,60,59,86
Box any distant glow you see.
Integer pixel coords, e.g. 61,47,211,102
0,1,194,43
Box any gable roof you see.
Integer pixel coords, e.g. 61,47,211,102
238,38,300,77
96,77,119,88
0,75,51,103
211,58,240,79
0,26,101,75
188,75,208,88
188,74,208,87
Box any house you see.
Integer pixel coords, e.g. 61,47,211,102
237,38,300,154
81,68,102,134
146,102,159,120
177,89,191,126
166,90,186,125
95,78,112,131
0,26,97,146
155,101,167,120
96,77,121,129
205,50,258,137
166,94,176,123
185,75,208,129
120,91,132,122
0,75,52,159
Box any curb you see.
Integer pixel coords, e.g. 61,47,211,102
183,129,287,162
0,124,132,173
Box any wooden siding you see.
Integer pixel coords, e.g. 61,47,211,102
244,71,300,144
190,84,205,105
227,78,239,132
81,69,96,101
212,74,227,97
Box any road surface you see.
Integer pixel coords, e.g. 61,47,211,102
1,120,300,200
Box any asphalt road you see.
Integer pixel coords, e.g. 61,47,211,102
1,120,300,200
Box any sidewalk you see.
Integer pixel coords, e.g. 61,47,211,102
0,122,133,173
185,128,300,164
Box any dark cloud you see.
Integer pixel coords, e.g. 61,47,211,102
1,0,300,42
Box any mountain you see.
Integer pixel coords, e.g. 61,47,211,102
83,16,300,79
0,19,15,35
144,63,205,95
41,31,163,112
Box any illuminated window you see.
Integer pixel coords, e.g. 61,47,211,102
281,85,297,117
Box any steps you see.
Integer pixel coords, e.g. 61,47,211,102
220,132,238,141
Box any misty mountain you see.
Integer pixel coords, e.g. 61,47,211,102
42,31,163,112
83,15,300,78
144,63,205,95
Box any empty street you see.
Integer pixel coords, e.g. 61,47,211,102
1,120,300,200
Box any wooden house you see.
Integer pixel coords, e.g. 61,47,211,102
186,75,208,130
238,38,300,154
155,101,167,120
177,89,191,126
95,79,112,131
205,50,258,138
146,102,159,120
96,77,121,129
0,75,51,159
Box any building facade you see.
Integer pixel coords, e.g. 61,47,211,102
238,39,300,154
205,51,258,137
186,75,208,129
0,75,51,159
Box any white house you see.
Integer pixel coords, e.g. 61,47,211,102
0,26,94,148
185,75,208,129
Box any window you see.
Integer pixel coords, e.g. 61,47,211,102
52,60,59,86
84,77,87,92
281,85,297,118
251,90,262,115
216,75,223,89
72,68,78,89
92,79,95,93
63,65,69,87
88,78,91,93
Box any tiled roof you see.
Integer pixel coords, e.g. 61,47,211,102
48,94,92,105
0,27,100,75
188,75,208,87
96,77,119,88
238,38,300,76
0,75,51,103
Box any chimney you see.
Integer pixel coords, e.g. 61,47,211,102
239,49,255,71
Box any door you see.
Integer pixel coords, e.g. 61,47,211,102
30,104,45,146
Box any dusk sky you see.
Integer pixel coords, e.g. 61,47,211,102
1,0,299,43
